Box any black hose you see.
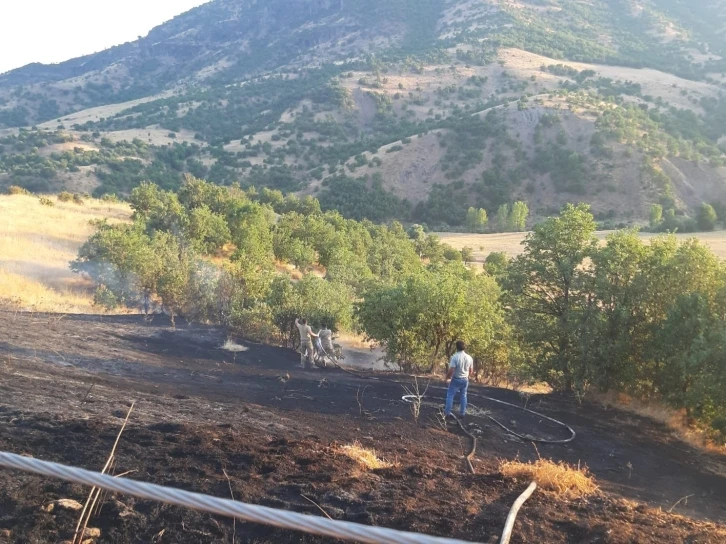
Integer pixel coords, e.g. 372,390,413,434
328,361,576,445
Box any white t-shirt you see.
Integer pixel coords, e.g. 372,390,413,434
318,328,333,349
449,351,473,380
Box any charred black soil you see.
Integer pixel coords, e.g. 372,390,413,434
0,311,725,543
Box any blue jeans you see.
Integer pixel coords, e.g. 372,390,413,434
445,378,469,416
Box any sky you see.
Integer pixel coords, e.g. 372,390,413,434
0,1,211,74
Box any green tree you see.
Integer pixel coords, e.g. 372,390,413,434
510,201,529,231
358,263,505,372
229,202,275,268
465,207,488,232
151,232,193,326
324,247,374,293
506,203,598,390
420,234,445,263
662,208,680,231
186,205,231,254
652,293,726,425
697,202,718,231
461,246,474,264
366,222,422,281
584,230,650,392
649,203,663,229
73,221,160,308
484,251,509,277
496,203,510,232
177,174,230,214
408,224,427,257
268,274,353,347
443,245,463,262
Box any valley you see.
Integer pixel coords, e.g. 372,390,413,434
1,1,726,228
2,3,726,543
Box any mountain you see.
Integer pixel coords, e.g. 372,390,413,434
2,0,726,229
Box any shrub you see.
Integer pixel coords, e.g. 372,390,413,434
7,185,31,195
39,197,55,207
93,285,119,310
228,304,277,344
57,191,73,202
697,203,718,231
72,193,85,205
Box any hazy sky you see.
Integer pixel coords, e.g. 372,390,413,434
0,1,211,74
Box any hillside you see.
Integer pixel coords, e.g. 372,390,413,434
0,194,131,312
2,0,726,227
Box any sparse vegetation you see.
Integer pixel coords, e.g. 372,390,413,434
500,458,597,498
337,442,393,470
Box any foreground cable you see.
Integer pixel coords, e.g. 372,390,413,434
0,452,479,544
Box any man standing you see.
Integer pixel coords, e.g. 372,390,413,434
444,341,473,418
317,324,334,360
295,318,318,369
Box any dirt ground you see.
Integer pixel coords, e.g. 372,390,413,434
0,310,725,544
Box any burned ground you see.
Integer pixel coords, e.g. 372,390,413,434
0,310,725,543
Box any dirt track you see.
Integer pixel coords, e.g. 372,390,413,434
0,311,725,543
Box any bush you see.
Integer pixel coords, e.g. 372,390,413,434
697,203,718,231
57,191,73,202
39,197,55,207
7,185,31,195
228,303,277,344
73,193,85,205
94,285,119,309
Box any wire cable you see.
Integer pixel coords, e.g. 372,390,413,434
0,452,480,544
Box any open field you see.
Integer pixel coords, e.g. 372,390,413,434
37,91,175,131
0,311,724,543
438,230,726,262
499,48,719,113
0,194,131,313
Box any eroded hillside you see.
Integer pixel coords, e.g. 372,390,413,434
2,0,726,227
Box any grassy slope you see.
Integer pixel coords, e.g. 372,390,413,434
0,195,131,312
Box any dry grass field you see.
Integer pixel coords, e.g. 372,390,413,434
438,230,726,262
0,194,131,313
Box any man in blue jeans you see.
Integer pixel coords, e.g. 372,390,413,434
444,340,473,418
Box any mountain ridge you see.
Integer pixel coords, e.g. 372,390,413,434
2,0,726,229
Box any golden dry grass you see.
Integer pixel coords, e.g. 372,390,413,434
500,458,598,497
438,230,726,261
0,194,131,313
336,442,393,470
335,331,375,351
